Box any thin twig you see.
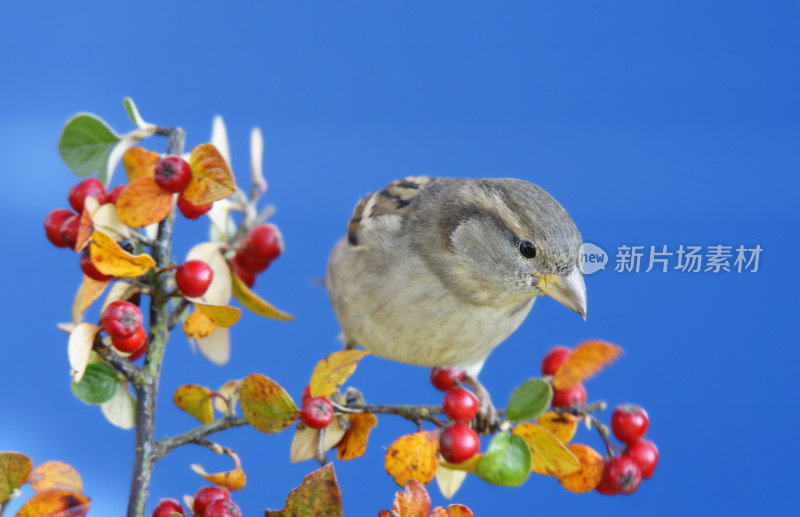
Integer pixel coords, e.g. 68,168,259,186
154,416,248,460
167,299,191,331
331,402,447,428
94,338,144,386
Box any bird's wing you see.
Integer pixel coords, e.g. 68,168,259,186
346,176,432,245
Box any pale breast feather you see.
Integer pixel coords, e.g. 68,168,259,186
346,176,432,245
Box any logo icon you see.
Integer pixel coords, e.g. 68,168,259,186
579,243,608,275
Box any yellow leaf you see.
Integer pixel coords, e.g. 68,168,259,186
73,275,108,316
123,146,159,181
195,304,241,327
511,423,581,477
337,412,378,460
214,379,242,414
191,450,246,491
15,488,90,517
184,143,236,205
309,350,370,398
27,461,83,494
89,230,156,277
230,266,293,320
115,176,173,227
558,444,605,493
174,384,214,424
187,243,232,306
385,431,440,487
68,323,100,382
240,374,298,434
91,203,131,242
439,454,482,474
0,452,33,503
184,310,217,339
197,326,231,365
553,340,624,390
435,464,467,500
536,411,578,444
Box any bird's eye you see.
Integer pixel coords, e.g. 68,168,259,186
518,240,537,259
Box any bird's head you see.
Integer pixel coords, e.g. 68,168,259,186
440,178,587,317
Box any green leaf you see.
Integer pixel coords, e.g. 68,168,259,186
58,114,120,177
240,373,299,433
475,433,531,487
506,378,552,422
123,97,149,128
0,452,33,503
71,362,119,405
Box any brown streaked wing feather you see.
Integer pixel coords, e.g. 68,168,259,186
346,176,431,246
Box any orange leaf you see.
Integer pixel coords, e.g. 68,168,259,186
115,176,172,227
0,452,33,503
73,275,109,316
174,384,214,424
431,505,474,517
536,411,578,444
558,444,605,493
191,450,246,491
511,423,581,477
195,304,241,327
123,147,159,181
388,479,430,517
309,350,370,398
15,488,90,517
74,203,94,252
183,310,217,339
27,461,83,493
337,412,378,460
184,143,235,205
385,431,440,487
89,230,156,277
553,340,623,390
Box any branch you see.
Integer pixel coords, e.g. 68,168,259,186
94,337,144,386
167,299,190,331
332,402,447,427
154,416,248,460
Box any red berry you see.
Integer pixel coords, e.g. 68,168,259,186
177,194,213,219
154,156,193,193
611,404,649,444
80,250,111,281
112,326,147,353
107,185,125,205
69,178,107,213
430,367,465,391
595,473,618,495
625,438,658,478
193,486,230,517
128,341,147,361
45,208,75,247
300,397,334,429
60,214,81,250
203,498,241,517
439,423,480,463
443,388,479,422
233,249,270,275
242,224,283,263
551,383,586,409
230,260,255,288
601,455,642,495
301,385,311,404
152,498,184,517
175,260,214,298
541,345,571,376
101,301,144,339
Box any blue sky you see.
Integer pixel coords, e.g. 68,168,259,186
1,2,798,515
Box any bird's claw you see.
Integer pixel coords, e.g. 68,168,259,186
464,376,500,434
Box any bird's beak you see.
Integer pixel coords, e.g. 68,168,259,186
537,268,587,320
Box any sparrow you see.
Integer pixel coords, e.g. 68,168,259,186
327,176,586,428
